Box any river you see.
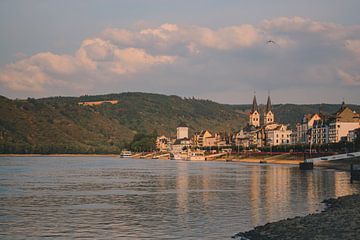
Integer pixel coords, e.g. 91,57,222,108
0,156,359,239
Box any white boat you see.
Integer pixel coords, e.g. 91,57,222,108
188,150,206,161
171,152,189,160
170,150,206,161
120,150,132,158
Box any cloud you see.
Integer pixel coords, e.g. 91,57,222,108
0,38,176,93
345,39,360,56
101,23,262,52
261,16,339,32
0,17,360,102
337,69,360,86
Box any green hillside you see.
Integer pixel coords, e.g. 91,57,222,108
0,92,358,154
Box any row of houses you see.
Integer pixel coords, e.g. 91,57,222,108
156,98,360,152
293,102,360,145
156,95,293,151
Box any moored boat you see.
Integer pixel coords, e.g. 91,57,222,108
188,150,206,161
120,150,132,158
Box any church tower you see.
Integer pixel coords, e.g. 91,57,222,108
249,95,260,127
264,95,274,125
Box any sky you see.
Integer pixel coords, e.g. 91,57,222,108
0,1,360,104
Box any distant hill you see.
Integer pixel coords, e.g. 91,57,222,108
1,92,359,153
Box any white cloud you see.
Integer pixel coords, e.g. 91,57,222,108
0,37,176,93
101,23,262,52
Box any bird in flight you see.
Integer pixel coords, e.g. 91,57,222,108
267,40,277,45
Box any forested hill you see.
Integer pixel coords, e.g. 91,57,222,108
1,92,359,154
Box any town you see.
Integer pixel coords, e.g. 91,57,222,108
125,95,360,161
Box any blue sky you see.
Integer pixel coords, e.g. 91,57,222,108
1,0,360,104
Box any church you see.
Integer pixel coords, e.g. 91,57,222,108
235,95,292,148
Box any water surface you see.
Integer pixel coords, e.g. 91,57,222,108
0,157,359,239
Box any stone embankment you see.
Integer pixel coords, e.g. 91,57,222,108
232,194,360,240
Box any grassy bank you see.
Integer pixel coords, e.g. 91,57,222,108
232,194,360,240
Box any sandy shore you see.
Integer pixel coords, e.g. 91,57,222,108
232,194,360,240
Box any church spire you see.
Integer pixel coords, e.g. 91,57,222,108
266,95,272,113
264,93,274,125
251,94,258,113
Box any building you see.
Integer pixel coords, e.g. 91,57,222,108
176,123,189,140
264,95,274,125
171,138,191,153
156,135,170,152
265,123,292,146
329,103,360,143
239,94,292,148
193,130,213,147
310,119,329,145
347,128,360,142
292,102,360,145
234,129,250,148
296,113,321,144
249,95,260,127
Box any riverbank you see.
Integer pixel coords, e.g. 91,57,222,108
232,194,360,240
0,154,119,157
0,154,303,165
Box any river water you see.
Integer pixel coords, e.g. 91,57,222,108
0,156,359,239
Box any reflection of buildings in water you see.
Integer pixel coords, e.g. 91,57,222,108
334,171,353,197
250,166,292,226
176,162,189,214
305,171,319,213
250,166,261,226
200,164,210,209
263,166,291,221
175,163,212,219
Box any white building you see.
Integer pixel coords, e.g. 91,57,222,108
176,123,189,140
265,124,292,146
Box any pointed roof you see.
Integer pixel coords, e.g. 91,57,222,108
266,95,272,113
340,100,346,111
251,95,258,113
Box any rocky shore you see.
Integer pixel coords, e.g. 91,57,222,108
232,194,360,240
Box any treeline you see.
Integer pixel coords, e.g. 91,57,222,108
0,133,159,154
127,131,157,152
0,143,122,154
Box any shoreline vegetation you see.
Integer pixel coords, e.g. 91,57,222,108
232,194,360,240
